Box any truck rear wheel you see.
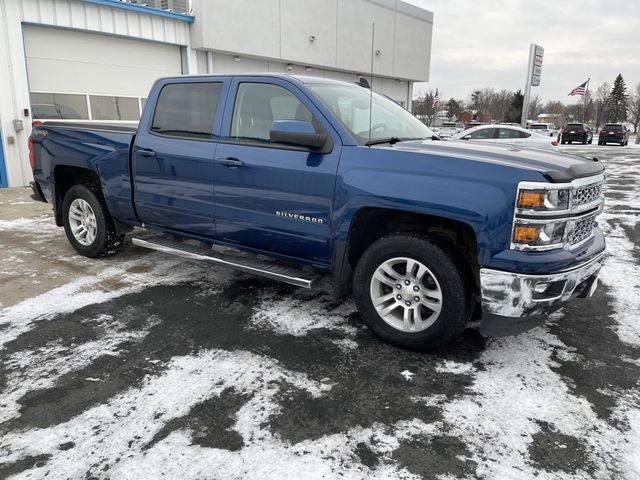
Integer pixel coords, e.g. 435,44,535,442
353,234,471,351
62,184,124,258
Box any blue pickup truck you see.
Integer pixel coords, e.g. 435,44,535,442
28,74,606,350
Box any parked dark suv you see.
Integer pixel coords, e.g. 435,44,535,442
560,123,592,144
599,124,630,146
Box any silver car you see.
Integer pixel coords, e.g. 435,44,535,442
448,124,560,152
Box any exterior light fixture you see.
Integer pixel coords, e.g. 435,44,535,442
286,63,294,71
309,35,316,42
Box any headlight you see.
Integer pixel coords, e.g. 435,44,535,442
512,220,566,250
517,188,570,211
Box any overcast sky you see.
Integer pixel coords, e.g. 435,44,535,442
406,0,640,105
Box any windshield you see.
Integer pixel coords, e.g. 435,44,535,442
308,83,435,145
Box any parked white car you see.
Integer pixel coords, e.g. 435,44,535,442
528,122,559,138
438,122,465,138
448,124,560,152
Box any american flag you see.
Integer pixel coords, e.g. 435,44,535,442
569,80,588,96
432,89,440,108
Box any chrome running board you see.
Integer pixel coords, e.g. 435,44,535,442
132,236,319,288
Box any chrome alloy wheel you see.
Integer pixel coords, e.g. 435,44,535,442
369,257,443,333
68,198,97,246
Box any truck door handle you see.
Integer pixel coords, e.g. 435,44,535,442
136,148,157,158
218,157,244,168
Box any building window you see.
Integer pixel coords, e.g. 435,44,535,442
90,95,140,121
30,93,89,120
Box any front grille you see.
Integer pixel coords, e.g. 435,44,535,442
573,183,602,207
569,215,597,246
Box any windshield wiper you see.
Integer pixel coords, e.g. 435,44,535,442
365,137,428,146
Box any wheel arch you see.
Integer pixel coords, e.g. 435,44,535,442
333,206,480,299
53,165,102,226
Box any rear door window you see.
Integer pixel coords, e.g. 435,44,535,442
497,128,526,139
467,128,495,139
151,82,223,140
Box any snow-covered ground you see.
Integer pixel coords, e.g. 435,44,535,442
0,147,639,479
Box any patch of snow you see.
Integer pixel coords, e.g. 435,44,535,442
0,253,226,350
400,370,414,381
331,338,360,351
435,360,476,375
440,328,640,479
248,295,358,337
0,313,161,423
410,394,447,407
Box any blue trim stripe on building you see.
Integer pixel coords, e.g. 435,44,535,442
0,129,7,188
79,0,195,23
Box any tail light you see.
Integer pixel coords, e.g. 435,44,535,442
551,140,558,146
28,137,36,169
32,120,42,127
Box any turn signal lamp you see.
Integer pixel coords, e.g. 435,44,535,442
518,191,545,208
516,188,570,211
513,225,539,243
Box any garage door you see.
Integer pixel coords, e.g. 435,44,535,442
23,25,183,121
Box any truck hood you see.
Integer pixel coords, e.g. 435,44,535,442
390,139,603,182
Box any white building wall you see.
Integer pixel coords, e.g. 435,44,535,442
190,0,433,82
0,0,192,188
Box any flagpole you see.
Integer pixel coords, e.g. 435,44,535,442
583,77,590,123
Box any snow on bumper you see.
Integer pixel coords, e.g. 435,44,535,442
478,251,605,336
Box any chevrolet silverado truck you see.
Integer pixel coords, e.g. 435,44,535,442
28,74,606,350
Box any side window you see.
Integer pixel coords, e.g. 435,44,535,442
468,128,495,139
151,82,222,140
498,128,524,139
230,83,314,143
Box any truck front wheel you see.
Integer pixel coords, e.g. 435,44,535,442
353,234,471,351
62,184,124,258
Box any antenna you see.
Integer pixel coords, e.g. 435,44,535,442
367,23,375,145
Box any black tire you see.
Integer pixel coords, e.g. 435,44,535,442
582,140,587,144
588,137,593,144
561,140,566,145
62,184,124,258
353,234,471,351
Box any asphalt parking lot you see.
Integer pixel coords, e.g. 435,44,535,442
1,143,639,479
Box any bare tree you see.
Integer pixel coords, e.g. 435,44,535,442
542,101,567,126
470,88,495,120
528,94,542,121
412,90,437,126
594,82,611,129
627,82,640,134
493,89,512,122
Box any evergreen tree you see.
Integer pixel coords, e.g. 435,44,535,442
607,74,628,122
506,90,524,123
445,98,462,120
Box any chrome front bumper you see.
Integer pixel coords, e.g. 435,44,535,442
478,252,605,336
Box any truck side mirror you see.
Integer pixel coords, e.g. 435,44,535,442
270,120,328,150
